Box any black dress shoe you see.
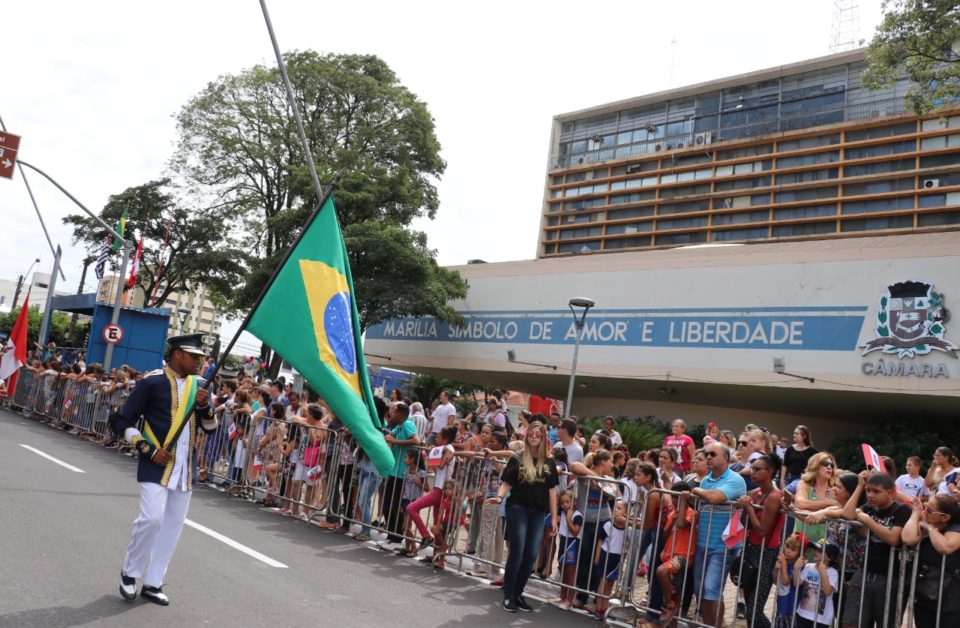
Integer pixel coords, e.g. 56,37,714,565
119,572,137,601
141,585,170,606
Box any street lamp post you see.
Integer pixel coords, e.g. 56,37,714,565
564,297,595,419
11,257,41,311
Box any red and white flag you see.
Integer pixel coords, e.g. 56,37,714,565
722,510,746,549
862,443,883,471
227,420,237,441
428,446,444,468
0,290,30,396
126,236,144,288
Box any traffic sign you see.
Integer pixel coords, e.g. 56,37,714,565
0,130,21,180
103,323,124,345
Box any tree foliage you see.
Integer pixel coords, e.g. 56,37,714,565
829,414,959,474
0,306,89,350
863,0,960,115
62,180,246,307
171,51,465,329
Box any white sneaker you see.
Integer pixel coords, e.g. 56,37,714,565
377,540,401,551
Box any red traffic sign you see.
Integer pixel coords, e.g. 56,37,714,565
0,131,21,180
102,323,124,345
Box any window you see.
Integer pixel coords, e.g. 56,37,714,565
777,151,839,168
919,191,960,207
624,176,658,189
776,168,838,184
566,172,587,183
841,215,914,231
658,216,709,230
845,139,915,160
778,134,840,151
656,232,708,245
674,153,713,166
659,199,710,215
715,176,770,192
920,153,960,168
844,178,914,195
564,197,605,211
717,144,772,160
662,168,711,184
715,194,767,209
551,176,563,185
918,135,960,151
731,160,772,175
558,226,603,240
561,212,600,224
772,222,836,237
608,191,655,205
606,221,653,235
713,227,769,241
844,159,914,177
773,203,837,220
607,206,655,220
845,122,915,142
775,186,838,203
604,236,652,249
713,210,769,225
918,211,960,226
841,196,914,215
660,183,711,199
558,240,601,253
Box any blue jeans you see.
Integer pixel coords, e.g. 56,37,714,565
694,544,739,602
357,465,379,536
502,504,547,601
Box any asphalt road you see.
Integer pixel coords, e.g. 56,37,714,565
0,409,596,628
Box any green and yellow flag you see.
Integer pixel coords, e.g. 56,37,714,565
246,195,393,475
111,208,128,252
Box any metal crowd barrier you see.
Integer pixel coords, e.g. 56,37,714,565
3,380,957,627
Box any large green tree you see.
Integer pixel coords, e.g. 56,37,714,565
863,0,960,114
62,179,246,308
171,51,466,332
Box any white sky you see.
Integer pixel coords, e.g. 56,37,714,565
1,0,884,353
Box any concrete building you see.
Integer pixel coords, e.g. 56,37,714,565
0,271,69,314
96,275,223,338
364,50,960,438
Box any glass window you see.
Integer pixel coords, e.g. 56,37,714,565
845,122,915,142
773,203,837,220
841,215,914,231
713,210,769,225
617,131,633,145
918,211,960,226
660,183,711,199
607,206,655,220
552,175,564,185
716,164,734,177
604,236,652,249
777,151,840,168
920,136,947,151
845,139,915,160
558,240,601,253
659,199,711,215
625,176,658,189
845,159,914,176
606,221,653,235
733,160,772,174
558,226,603,240
563,197,605,211
776,168,839,185
918,194,946,208
921,153,960,168
717,144,772,160
550,189,562,199
625,160,659,174
561,212,600,224
675,153,713,167
775,186,838,203
772,222,836,237
778,134,840,151
658,216,709,230
715,176,771,192
608,191,655,206
547,216,559,226
566,172,587,183
841,196,914,214
843,178,914,195
656,232,708,245
713,226,769,241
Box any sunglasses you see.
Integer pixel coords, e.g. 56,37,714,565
923,503,946,516
738,440,749,446
705,451,720,458
820,461,834,468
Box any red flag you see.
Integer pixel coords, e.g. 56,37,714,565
722,510,746,548
126,236,144,288
861,443,883,471
0,290,31,397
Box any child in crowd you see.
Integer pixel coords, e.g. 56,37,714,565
775,534,805,628
654,482,696,625
896,456,930,499
702,422,719,447
398,449,427,557
794,540,840,628
427,479,457,569
406,425,456,551
554,490,583,609
588,499,628,619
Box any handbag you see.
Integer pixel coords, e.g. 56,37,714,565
915,561,955,604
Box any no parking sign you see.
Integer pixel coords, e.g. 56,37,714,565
102,323,124,345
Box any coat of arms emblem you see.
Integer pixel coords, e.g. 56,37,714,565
861,281,957,358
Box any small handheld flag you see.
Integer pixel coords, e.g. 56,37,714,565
861,443,883,471
722,511,746,549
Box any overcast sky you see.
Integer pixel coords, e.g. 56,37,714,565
1,0,884,352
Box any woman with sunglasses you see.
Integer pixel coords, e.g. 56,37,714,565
793,453,839,555
901,493,960,627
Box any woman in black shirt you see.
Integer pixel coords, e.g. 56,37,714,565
780,424,818,486
902,493,960,627
487,422,559,613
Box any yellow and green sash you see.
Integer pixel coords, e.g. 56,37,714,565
143,373,197,453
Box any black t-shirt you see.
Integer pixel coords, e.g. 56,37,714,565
861,501,911,576
783,446,819,481
501,454,559,512
918,522,960,610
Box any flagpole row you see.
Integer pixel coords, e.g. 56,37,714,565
204,172,343,388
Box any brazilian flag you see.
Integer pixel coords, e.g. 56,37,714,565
246,195,393,475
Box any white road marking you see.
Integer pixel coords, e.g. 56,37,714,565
19,444,86,473
184,519,288,568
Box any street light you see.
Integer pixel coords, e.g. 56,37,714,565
11,257,41,311
564,297,595,419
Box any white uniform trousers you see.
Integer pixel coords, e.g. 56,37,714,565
122,482,192,587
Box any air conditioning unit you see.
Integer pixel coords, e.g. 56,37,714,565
923,178,941,189
591,133,603,143
626,163,645,174
694,132,714,145
654,142,666,152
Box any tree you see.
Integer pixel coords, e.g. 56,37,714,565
62,179,246,308
171,51,466,331
863,0,960,115
0,306,89,351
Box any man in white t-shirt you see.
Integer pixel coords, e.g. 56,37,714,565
429,391,457,445
553,418,584,465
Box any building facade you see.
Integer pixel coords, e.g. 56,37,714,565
541,49,960,257
96,275,222,338
0,271,68,314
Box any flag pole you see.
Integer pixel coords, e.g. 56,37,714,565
204,171,343,385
